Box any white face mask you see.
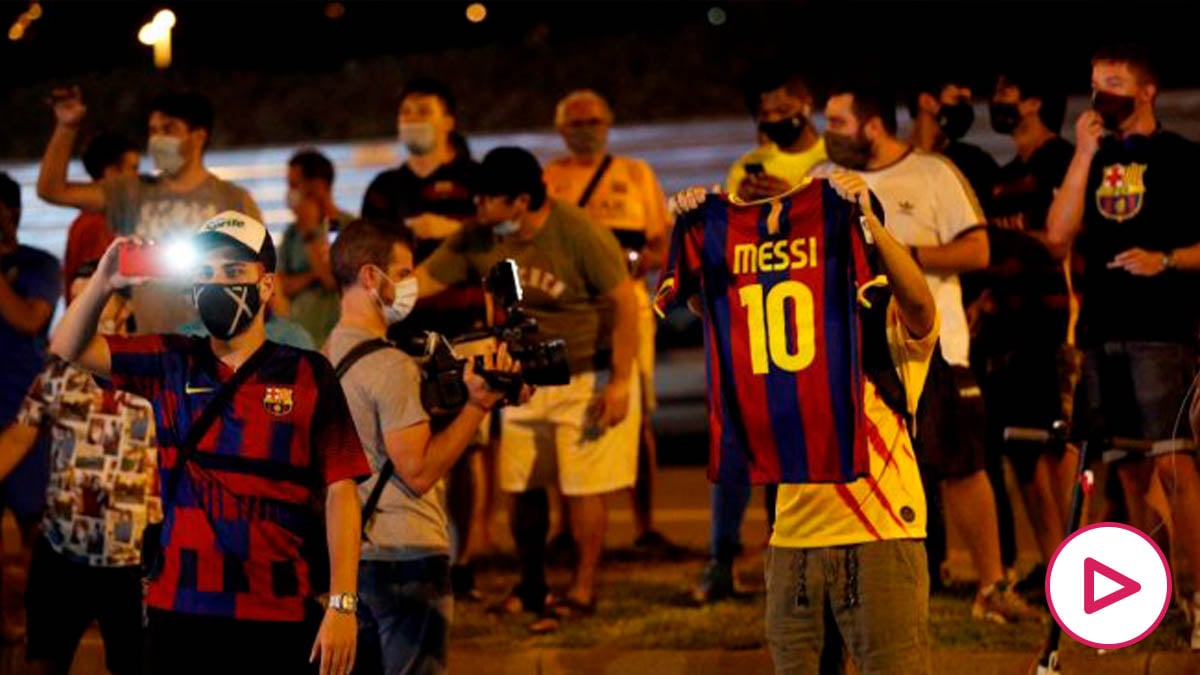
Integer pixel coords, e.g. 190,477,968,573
399,122,437,156
148,135,185,176
370,267,419,325
493,219,520,236
286,188,302,210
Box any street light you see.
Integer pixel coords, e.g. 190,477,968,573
8,2,42,42
466,3,487,23
138,9,176,69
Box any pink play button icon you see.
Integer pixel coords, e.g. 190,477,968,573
1083,557,1141,614
1047,522,1171,649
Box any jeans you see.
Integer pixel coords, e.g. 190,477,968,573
145,609,319,675
764,540,930,675
1079,341,1197,444
356,556,453,675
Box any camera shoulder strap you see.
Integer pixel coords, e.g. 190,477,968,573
333,338,398,539
577,154,614,209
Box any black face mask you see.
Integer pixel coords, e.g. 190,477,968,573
759,115,807,149
937,102,975,140
193,283,261,340
989,102,1021,135
824,131,873,170
1092,90,1137,131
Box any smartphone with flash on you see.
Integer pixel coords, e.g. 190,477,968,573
117,242,170,278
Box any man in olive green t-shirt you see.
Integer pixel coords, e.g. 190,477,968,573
415,147,640,629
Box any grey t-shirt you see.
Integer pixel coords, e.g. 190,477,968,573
103,173,262,333
422,200,629,374
324,325,447,561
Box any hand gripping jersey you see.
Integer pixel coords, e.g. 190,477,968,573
655,179,881,485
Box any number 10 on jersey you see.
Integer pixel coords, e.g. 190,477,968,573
738,281,816,374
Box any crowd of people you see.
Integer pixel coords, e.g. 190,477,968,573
0,40,1195,675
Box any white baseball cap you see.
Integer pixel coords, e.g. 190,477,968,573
192,211,276,272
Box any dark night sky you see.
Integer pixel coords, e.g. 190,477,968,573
3,1,1198,94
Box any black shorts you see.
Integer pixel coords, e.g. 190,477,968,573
915,356,988,480
981,344,1068,483
25,537,144,675
145,608,322,675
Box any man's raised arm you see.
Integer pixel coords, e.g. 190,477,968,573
36,87,107,212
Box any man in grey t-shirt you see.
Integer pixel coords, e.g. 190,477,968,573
325,220,513,674
38,89,261,333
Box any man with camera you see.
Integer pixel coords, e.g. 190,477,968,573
413,147,640,630
324,220,520,674
49,211,368,675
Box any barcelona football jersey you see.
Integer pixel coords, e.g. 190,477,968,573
655,179,878,484
105,335,370,621
1080,131,1200,344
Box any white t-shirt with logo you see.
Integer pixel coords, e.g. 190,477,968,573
814,150,985,366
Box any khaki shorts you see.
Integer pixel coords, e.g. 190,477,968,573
499,371,641,496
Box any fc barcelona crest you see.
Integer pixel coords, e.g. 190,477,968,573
1095,162,1147,223
263,387,294,416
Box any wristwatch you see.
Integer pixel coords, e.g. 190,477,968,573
328,592,358,615
1163,251,1176,271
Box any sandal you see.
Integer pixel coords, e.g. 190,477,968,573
486,588,552,617
550,595,597,620
528,608,561,635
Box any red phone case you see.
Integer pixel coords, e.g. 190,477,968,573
118,243,167,277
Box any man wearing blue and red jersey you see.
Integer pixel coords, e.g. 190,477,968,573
50,211,369,675
663,171,938,674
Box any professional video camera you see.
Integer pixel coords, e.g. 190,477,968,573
396,259,571,416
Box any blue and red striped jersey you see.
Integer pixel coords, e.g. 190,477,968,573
655,179,878,485
105,335,370,621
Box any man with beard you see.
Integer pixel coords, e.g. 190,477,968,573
815,83,1041,625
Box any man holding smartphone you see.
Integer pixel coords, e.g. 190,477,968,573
726,70,827,202
50,211,369,675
